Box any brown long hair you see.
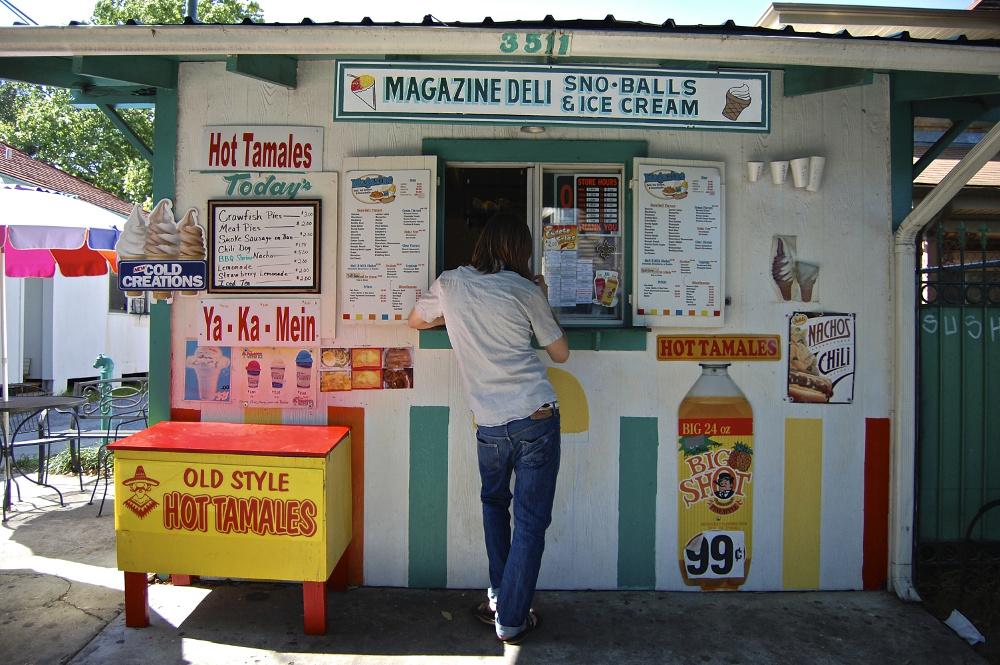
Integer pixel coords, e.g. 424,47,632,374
469,210,533,280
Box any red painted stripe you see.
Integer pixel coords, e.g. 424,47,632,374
863,418,891,590
170,408,201,422
328,406,365,587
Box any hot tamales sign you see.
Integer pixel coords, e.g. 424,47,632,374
111,423,351,583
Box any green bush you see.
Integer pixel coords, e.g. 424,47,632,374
49,446,110,475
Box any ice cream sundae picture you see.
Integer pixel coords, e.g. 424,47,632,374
722,82,752,121
185,344,231,402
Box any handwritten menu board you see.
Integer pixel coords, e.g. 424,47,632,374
633,160,725,326
340,169,431,322
208,199,320,293
576,174,620,234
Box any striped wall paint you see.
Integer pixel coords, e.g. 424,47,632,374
409,406,450,587
169,408,201,422
618,417,659,588
863,418,891,590
243,408,283,424
327,407,367,587
164,64,894,592
783,418,823,589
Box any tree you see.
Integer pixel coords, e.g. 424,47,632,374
0,1,262,206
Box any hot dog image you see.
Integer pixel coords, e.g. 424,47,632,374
788,316,831,403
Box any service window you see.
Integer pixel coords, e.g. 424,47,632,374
442,162,625,327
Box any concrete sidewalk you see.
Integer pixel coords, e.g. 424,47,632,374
0,475,990,665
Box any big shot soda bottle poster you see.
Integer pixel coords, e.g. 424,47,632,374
677,363,753,590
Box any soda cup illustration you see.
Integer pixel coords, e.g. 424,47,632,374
677,363,753,590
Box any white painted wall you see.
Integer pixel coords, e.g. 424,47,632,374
171,60,892,591
40,274,150,392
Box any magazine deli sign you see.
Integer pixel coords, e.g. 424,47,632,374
657,335,782,361
199,298,319,347
200,126,323,172
336,62,769,131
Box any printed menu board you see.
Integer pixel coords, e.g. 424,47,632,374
208,199,320,293
633,160,725,327
341,169,431,322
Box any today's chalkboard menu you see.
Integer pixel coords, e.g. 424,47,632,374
208,199,321,293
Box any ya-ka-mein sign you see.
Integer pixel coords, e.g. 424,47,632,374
199,299,319,347
336,62,769,131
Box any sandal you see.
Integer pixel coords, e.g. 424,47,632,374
498,609,541,645
474,601,496,626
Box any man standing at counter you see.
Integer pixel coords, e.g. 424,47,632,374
409,211,569,644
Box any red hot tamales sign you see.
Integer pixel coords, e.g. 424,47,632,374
657,335,781,361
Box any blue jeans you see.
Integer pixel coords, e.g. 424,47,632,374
476,409,561,636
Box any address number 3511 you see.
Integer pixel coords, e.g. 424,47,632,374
499,32,572,56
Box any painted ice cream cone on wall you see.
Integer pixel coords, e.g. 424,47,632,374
145,198,180,301
177,208,205,296
115,204,147,297
796,261,820,302
722,82,752,121
771,236,796,301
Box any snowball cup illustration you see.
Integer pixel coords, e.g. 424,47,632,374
295,350,314,389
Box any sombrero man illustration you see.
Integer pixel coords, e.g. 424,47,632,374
122,465,159,519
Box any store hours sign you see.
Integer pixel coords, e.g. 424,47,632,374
336,62,769,131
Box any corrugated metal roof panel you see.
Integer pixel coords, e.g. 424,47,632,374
61,14,1000,47
756,3,1000,41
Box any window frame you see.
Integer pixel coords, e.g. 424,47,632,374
421,139,649,351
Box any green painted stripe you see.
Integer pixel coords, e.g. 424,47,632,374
409,406,450,588
618,416,659,589
148,83,177,426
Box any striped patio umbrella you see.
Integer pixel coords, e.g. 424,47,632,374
0,184,123,400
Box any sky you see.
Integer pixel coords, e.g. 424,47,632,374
0,0,975,27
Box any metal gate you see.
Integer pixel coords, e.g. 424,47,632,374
916,218,1000,605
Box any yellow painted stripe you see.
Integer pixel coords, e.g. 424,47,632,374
244,408,283,424
783,418,823,589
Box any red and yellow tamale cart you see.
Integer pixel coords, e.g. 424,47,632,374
107,421,351,634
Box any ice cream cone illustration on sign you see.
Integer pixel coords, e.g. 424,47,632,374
722,82,752,121
145,198,180,301
177,208,205,296
115,204,147,297
350,74,377,111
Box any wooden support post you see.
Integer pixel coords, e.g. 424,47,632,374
302,581,327,635
123,572,150,628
